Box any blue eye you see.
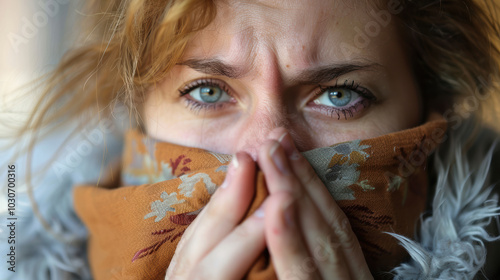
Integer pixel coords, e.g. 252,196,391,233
187,85,231,103
314,88,359,108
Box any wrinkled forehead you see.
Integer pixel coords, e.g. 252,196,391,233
182,0,399,72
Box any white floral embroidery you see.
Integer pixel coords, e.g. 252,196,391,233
178,173,217,197
304,141,372,201
387,175,404,192
359,180,375,191
144,192,185,222
387,174,408,205
324,163,361,200
209,153,232,164
331,140,370,162
216,165,228,173
122,154,175,185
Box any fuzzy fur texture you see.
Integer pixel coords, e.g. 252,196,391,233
1,119,499,280
390,122,500,279
0,124,124,280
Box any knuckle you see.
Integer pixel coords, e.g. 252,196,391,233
191,260,222,280
204,193,240,225
204,200,222,219
233,223,250,239
271,231,302,256
167,255,191,279
325,205,342,226
321,245,343,268
190,266,211,280
205,198,229,220
302,165,320,187
326,210,349,233
314,234,341,265
332,216,357,250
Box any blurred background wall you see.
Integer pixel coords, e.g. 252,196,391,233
0,0,81,136
0,0,499,136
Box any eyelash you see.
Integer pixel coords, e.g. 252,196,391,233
311,80,376,120
178,78,376,119
178,79,234,113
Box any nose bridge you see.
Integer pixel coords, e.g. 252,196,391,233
236,100,289,159
234,48,291,159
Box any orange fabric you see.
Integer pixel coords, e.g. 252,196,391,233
74,114,447,279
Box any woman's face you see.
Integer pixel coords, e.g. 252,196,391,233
143,0,421,158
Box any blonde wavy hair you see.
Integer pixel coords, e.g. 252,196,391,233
11,0,500,239
17,0,500,137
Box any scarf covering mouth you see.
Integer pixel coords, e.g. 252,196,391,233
74,113,447,279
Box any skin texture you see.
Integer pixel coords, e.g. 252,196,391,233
166,128,374,279
144,0,422,158
147,0,422,278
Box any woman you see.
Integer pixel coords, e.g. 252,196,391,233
3,0,500,279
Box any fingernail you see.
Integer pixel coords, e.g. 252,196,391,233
232,154,239,169
220,179,229,189
254,205,265,218
221,154,239,189
269,142,289,174
282,198,295,228
278,132,287,143
278,132,301,161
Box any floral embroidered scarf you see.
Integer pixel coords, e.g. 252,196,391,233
74,114,447,279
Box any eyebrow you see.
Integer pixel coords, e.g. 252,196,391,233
178,59,379,84
295,63,380,84
178,59,244,78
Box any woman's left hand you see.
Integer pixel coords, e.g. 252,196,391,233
257,128,373,280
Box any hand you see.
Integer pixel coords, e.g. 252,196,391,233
165,152,267,279
256,128,373,279
166,127,373,279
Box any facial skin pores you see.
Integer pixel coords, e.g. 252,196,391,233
143,0,422,159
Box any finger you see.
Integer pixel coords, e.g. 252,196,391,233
263,128,345,226
193,206,267,279
259,128,371,278
256,138,302,196
170,205,205,259
176,163,235,245
277,130,333,215
278,130,372,279
258,136,357,279
298,193,362,279
174,189,215,254
264,192,321,280
181,152,257,263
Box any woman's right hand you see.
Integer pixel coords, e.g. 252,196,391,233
165,152,266,279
